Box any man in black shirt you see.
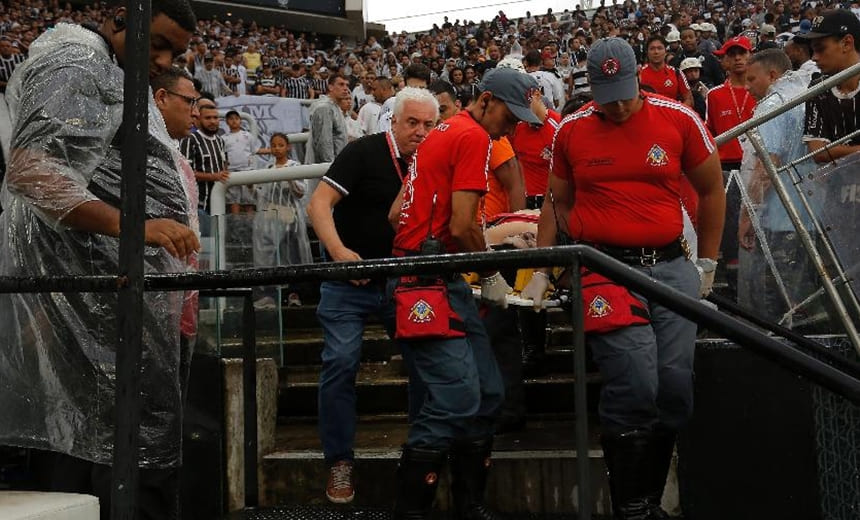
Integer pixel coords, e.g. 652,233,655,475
307,87,439,505
670,27,725,87
799,9,860,163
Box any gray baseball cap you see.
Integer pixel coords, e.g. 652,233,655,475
478,68,541,125
587,37,639,105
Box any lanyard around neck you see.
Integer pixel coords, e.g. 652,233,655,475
385,131,405,181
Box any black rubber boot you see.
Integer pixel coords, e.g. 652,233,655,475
646,430,677,519
518,308,547,378
393,446,447,520
449,436,502,520
601,430,652,520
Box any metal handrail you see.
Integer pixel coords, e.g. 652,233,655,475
4,246,858,402
207,162,330,270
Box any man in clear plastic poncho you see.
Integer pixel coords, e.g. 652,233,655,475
738,49,819,328
0,1,199,517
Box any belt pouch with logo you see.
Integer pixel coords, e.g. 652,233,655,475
394,276,466,340
581,269,650,334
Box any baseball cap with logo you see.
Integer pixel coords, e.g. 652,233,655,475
587,37,639,105
760,24,777,35
794,9,860,40
666,30,681,42
477,67,541,124
713,35,753,55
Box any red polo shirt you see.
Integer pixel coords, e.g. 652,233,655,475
639,63,691,102
551,93,716,247
706,80,754,164
510,110,561,196
394,111,491,254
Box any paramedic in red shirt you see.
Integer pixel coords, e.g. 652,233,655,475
510,90,562,210
524,37,725,520
639,35,694,107
389,67,541,519
706,35,754,299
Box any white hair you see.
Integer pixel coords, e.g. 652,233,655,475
393,86,439,118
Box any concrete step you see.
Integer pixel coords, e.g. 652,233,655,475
213,323,586,370
259,416,612,516
277,363,602,417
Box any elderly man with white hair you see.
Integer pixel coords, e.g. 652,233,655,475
307,87,439,505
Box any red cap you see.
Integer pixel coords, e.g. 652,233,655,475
713,35,752,56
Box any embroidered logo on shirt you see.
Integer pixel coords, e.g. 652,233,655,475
409,299,436,323
588,295,613,318
646,144,669,167
664,78,674,88
540,146,553,161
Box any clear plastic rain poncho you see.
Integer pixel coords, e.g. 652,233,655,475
736,70,822,328
253,161,313,268
0,23,191,468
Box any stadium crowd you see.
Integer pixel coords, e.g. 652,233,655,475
0,0,847,104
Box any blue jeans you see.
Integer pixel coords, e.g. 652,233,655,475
588,256,700,435
317,280,395,465
388,278,505,449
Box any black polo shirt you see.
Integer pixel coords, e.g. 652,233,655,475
321,132,407,260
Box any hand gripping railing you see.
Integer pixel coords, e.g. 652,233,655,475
6,246,859,518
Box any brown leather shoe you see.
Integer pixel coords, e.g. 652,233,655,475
326,460,355,504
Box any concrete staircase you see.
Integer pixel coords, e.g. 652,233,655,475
210,299,616,518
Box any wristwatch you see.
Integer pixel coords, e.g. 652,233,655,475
696,258,718,273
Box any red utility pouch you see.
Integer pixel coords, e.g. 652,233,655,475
581,269,650,334
394,276,467,340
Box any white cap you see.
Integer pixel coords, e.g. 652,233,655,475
690,23,702,31
666,30,681,42
496,56,526,74
701,23,717,33
679,57,703,71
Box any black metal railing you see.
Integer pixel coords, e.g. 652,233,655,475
4,245,860,519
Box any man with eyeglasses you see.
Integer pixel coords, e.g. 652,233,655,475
0,2,200,518
181,100,229,235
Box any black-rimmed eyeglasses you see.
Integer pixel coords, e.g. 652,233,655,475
165,90,201,108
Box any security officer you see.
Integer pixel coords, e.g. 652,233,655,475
523,38,725,520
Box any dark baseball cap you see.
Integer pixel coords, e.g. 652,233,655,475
795,10,860,40
587,37,639,105
477,68,541,124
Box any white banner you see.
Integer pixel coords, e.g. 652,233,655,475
215,95,310,150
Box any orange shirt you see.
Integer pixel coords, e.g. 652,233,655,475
481,137,517,222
